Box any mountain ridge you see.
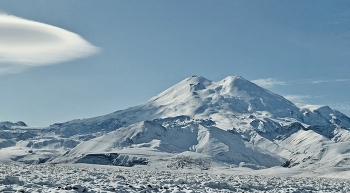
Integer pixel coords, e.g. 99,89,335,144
44,75,350,135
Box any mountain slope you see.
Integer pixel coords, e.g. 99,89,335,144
60,119,282,167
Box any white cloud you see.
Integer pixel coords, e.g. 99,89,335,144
252,78,286,88
309,79,350,84
253,78,350,87
283,94,314,103
0,13,99,75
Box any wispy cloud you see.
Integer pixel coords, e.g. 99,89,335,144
0,13,99,75
253,77,350,88
283,94,314,103
252,78,287,88
308,79,350,84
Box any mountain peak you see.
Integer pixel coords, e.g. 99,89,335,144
84,75,350,131
184,75,249,86
221,75,245,82
183,75,211,85
218,76,259,95
140,75,302,123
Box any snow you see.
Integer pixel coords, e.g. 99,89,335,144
1,163,350,192
2,75,350,191
57,120,282,168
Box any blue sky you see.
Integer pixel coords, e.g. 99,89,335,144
0,1,350,126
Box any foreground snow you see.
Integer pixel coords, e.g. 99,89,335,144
1,163,350,192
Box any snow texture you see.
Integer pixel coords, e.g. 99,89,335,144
1,163,350,192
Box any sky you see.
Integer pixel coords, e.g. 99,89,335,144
0,0,350,126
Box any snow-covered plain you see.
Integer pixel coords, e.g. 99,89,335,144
2,163,350,193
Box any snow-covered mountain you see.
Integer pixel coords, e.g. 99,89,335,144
2,75,350,172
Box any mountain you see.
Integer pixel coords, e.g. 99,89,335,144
42,75,350,136
1,75,350,172
0,121,27,128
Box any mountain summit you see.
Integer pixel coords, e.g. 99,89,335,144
1,75,350,171
92,75,349,131
146,75,300,120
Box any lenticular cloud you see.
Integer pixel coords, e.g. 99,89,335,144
0,14,99,74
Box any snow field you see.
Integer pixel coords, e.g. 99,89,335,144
1,163,350,192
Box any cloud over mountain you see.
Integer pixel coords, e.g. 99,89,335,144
252,78,286,88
